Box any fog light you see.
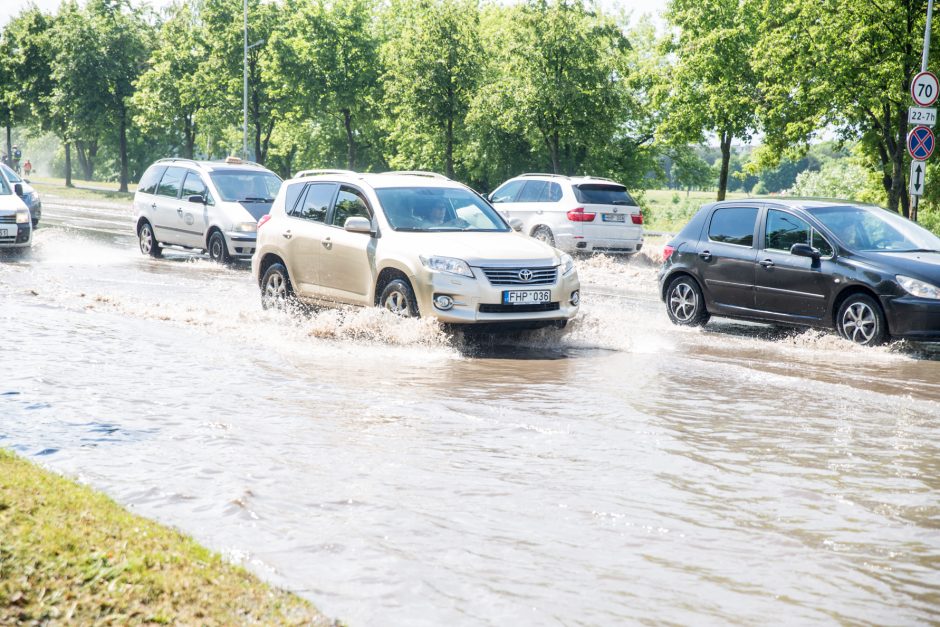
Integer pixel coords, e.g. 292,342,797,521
434,294,454,310
576,241,587,249
570,290,580,306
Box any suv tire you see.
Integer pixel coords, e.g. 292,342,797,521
261,262,295,310
138,221,162,258
836,294,887,346
380,279,419,317
665,275,709,326
532,226,555,246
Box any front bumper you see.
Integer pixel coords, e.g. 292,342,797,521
412,265,581,324
225,231,257,257
0,222,32,248
884,295,940,341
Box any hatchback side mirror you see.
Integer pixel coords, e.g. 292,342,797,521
13,183,23,197
790,243,820,261
509,217,524,232
187,194,207,204
344,216,373,234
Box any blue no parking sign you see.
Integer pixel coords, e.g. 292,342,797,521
908,125,935,160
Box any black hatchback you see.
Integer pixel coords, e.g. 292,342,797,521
658,199,940,345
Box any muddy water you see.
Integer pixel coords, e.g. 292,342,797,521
2,201,940,625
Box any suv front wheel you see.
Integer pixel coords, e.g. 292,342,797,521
380,279,419,317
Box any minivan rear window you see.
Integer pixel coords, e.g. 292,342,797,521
138,165,167,195
574,184,636,206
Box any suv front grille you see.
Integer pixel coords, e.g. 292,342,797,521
481,266,557,286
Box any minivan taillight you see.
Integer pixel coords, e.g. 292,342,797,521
567,207,596,222
257,214,272,229
631,213,643,225
662,244,675,262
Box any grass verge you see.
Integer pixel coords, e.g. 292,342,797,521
29,176,136,203
640,189,749,233
0,449,334,625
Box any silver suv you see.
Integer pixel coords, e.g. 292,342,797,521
134,157,281,262
489,173,643,254
252,171,580,327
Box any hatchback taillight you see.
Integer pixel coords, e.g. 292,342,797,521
257,214,272,229
631,213,643,225
662,244,675,262
567,207,596,222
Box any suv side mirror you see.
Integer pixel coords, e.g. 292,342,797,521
509,217,524,232
187,194,207,204
13,183,23,197
344,216,373,234
790,243,821,261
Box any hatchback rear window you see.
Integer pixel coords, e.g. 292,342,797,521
708,207,758,246
574,184,636,206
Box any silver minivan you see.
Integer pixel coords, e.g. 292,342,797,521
134,157,282,262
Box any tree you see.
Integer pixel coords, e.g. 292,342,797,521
380,0,483,178
484,0,632,175
661,0,761,200
753,0,933,217
133,2,208,159
266,0,381,170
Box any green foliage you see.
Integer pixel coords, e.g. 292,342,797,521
788,159,870,200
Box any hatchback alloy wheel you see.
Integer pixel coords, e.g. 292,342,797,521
665,276,709,326
837,294,886,346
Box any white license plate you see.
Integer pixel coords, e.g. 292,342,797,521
602,213,625,222
0,228,9,237
502,290,551,305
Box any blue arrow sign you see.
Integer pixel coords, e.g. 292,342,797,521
908,125,935,160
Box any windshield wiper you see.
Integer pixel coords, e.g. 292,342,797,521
240,197,273,203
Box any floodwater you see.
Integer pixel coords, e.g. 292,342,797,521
2,195,940,625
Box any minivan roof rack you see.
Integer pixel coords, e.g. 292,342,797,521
383,170,450,180
295,169,357,178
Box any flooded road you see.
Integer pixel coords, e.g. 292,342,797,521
3,195,940,625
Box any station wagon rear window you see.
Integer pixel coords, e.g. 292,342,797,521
573,184,636,206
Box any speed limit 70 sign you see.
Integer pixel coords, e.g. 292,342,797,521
912,71,939,106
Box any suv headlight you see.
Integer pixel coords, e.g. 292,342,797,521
560,253,575,276
420,255,474,278
15,209,29,224
897,275,940,299
233,221,257,233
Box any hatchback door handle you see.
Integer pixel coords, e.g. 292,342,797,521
282,230,292,240
699,250,712,261
322,237,332,250
177,208,183,216
760,259,775,268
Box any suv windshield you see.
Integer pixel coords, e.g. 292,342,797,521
811,204,940,252
376,187,510,232
574,183,636,205
209,170,282,202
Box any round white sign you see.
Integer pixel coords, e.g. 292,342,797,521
912,71,940,106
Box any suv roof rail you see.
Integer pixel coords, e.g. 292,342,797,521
575,175,619,183
518,172,570,180
155,157,265,169
383,170,450,180
295,168,358,179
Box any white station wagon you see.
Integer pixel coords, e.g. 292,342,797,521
252,170,581,327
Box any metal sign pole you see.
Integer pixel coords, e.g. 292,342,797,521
913,0,934,222
243,0,248,161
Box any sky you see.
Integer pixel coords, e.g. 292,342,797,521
1,0,669,29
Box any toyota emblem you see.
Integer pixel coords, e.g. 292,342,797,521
518,269,533,282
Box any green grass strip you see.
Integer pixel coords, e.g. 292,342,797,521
0,449,335,625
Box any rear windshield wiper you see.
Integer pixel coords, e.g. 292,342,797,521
240,197,273,203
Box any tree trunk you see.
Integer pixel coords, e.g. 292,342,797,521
717,130,732,201
183,115,195,159
5,124,11,169
64,141,73,188
342,108,356,170
118,109,129,193
550,130,560,174
445,116,454,179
